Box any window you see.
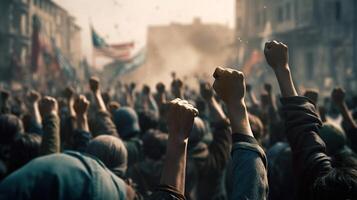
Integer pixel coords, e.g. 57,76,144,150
335,1,341,21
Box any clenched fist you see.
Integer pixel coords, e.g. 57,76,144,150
212,67,246,105
63,86,75,100
156,82,166,94
166,98,198,141
39,96,58,117
74,95,90,116
200,82,214,101
27,90,41,104
89,77,100,93
264,40,289,70
331,88,345,106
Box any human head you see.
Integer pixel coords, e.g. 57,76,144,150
188,117,206,148
319,122,346,155
142,129,168,160
9,133,42,172
0,114,24,145
112,107,140,139
86,135,128,177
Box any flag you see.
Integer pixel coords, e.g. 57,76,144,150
91,26,134,61
242,50,263,76
51,38,76,80
104,48,146,81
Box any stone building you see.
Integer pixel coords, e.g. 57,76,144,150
0,0,81,80
235,0,357,91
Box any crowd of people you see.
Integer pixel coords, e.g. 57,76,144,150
0,41,356,200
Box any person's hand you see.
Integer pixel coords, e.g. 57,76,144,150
63,86,75,100
39,96,58,117
171,79,183,98
156,82,166,94
74,95,90,116
142,85,151,95
264,40,289,71
166,98,198,141
27,90,41,104
89,77,100,94
212,67,246,106
200,82,214,101
264,83,272,94
108,101,120,113
304,89,319,106
331,88,345,106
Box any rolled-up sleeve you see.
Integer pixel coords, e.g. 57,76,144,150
230,134,268,200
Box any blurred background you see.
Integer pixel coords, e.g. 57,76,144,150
0,0,356,94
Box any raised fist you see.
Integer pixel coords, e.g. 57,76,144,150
63,86,75,99
156,82,166,94
212,67,246,105
27,90,41,104
166,98,198,141
304,89,319,106
89,77,100,93
39,96,58,117
331,88,345,105
142,85,151,95
171,79,183,98
74,95,90,116
264,40,289,70
200,82,214,101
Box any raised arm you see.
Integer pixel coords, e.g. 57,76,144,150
39,96,60,155
89,77,107,112
72,95,92,152
213,67,268,200
158,99,198,199
332,88,357,129
264,40,332,198
89,77,118,136
26,90,43,134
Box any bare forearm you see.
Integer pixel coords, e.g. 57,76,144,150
207,98,226,122
274,67,298,98
76,115,90,132
94,92,107,111
160,139,188,194
29,103,42,125
68,98,76,117
227,101,253,136
338,102,357,129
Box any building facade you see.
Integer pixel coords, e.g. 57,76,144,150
235,0,357,91
0,0,81,80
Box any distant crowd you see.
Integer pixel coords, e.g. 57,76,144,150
0,40,356,200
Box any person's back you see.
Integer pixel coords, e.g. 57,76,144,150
0,151,127,200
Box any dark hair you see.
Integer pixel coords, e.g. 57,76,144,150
9,133,42,172
313,154,357,200
0,114,24,145
143,129,168,160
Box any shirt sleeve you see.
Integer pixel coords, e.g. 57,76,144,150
230,134,268,200
280,96,332,197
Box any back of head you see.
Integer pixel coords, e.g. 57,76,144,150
113,107,140,139
0,152,127,200
319,122,346,155
9,133,42,172
138,111,159,134
142,129,168,160
0,114,24,145
313,166,357,200
188,117,206,148
86,135,128,177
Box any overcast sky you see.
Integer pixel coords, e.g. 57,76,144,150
54,0,235,59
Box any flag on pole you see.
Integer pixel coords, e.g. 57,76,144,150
91,26,134,61
31,15,42,73
51,38,76,80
